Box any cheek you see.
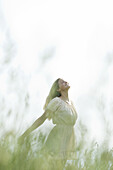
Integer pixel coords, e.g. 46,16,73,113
61,84,66,90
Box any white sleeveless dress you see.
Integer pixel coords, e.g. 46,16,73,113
44,97,77,160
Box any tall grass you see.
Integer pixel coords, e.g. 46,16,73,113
0,128,113,170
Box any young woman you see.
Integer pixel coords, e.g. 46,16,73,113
19,78,78,161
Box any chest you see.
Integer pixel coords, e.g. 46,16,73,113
56,101,77,121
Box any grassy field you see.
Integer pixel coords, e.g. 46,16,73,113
0,129,113,170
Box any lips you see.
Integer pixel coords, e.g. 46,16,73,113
66,83,70,88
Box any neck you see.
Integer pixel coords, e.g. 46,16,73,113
60,90,69,102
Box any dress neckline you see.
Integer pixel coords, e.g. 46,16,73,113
58,97,72,105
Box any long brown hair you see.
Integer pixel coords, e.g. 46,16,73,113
43,78,61,110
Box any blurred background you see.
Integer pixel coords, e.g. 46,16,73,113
0,0,113,149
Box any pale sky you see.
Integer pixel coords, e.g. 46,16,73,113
0,0,113,147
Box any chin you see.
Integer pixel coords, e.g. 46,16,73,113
67,86,70,89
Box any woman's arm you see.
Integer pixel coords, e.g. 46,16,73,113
20,111,47,139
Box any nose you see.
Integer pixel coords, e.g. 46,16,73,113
65,81,69,85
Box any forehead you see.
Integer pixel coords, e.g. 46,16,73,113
59,79,65,83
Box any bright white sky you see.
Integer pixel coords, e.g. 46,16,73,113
1,0,113,147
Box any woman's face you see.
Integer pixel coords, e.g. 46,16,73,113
58,79,70,91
